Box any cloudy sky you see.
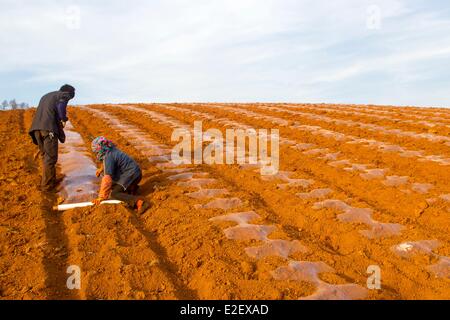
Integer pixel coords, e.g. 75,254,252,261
1,0,449,107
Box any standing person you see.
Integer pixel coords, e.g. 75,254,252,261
91,136,150,215
29,84,76,191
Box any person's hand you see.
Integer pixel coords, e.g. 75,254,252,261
92,198,104,206
61,121,66,128
95,168,103,177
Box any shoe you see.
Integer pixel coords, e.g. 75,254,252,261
136,200,151,215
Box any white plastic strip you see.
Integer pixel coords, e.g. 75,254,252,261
54,200,122,211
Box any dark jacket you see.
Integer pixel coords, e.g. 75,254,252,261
29,91,72,145
103,147,142,190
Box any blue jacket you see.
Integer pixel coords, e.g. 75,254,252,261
103,147,142,190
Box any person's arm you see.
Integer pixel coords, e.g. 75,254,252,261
56,99,69,122
93,156,114,205
95,163,104,177
93,175,112,205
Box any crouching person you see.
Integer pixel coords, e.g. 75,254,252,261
91,136,150,214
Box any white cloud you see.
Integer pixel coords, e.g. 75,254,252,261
0,0,449,107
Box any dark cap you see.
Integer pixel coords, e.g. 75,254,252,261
60,84,75,99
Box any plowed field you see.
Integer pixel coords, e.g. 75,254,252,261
1,103,449,300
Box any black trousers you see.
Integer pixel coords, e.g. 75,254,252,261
34,130,58,191
110,175,142,208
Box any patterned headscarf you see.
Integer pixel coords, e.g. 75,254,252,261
91,136,114,161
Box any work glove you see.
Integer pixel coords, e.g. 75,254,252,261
95,166,104,178
92,198,105,206
96,175,113,203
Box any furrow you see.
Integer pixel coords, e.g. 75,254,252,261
133,103,450,231
0,110,51,299
223,103,450,158
277,103,450,136
303,103,450,124
99,104,449,299
72,106,359,300
78,105,374,300
178,103,450,193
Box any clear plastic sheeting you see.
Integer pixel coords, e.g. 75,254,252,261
82,106,237,213
261,171,314,189
167,172,208,181
359,223,404,239
391,240,440,258
187,188,229,199
216,105,289,126
329,160,351,167
82,107,229,210
313,199,350,211
313,200,404,239
209,211,276,241
177,178,217,188
383,176,409,187
392,240,449,279
303,148,330,156
210,211,307,260
301,282,368,300
271,261,367,300
398,150,424,158
272,261,333,282
119,105,277,173
156,162,183,170
80,106,171,164
224,224,276,241
292,143,316,151
120,105,192,134
294,124,347,141
257,104,450,166
186,105,445,199
343,164,368,172
161,168,193,174
57,121,98,203
429,257,450,278
199,103,450,167
297,188,333,200
360,169,386,180
282,104,450,130
210,211,260,225
258,104,450,146
418,155,450,165
146,104,445,203
411,183,434,194
195,197,243,210
320,152,341,161
245,240,308,259
169,172,230,201
367,141,450,166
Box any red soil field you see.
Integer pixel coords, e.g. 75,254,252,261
1,103,449,300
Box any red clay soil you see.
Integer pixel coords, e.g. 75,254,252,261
0,104,449,300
